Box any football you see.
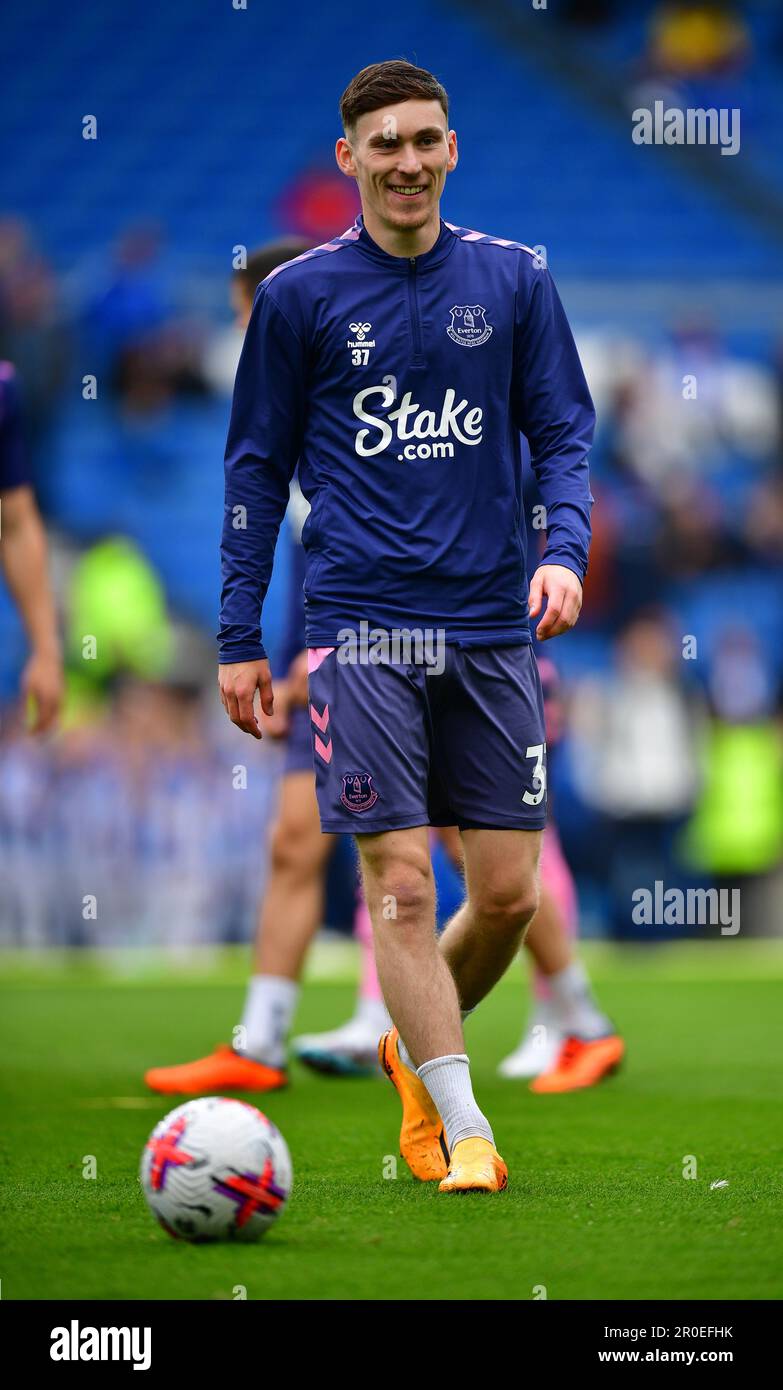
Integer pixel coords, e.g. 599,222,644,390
140,1097,293,1243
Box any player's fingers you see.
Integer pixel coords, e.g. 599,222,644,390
223,687,241,724
235,684,262,739
528,571,545,617
536,587,565,640
541,595,576,639
559,588,582,630
542,612,570,640
259,672,275,718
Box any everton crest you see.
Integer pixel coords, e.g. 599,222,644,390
340,772,379,813
446,304,493,347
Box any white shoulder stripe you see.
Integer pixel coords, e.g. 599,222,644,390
263,221,361,285
445,221,537,256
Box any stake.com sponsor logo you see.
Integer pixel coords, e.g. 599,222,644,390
353,384,483,460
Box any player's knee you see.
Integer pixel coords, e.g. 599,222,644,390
474,877,539,937
361,850,433,925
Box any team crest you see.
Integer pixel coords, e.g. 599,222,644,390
446,304,493,347
340,772,379,813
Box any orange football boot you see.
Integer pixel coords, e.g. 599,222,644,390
439,1137,508,1194
530,1033,625,1094
144,1044,287,1096
378,1028,450,1181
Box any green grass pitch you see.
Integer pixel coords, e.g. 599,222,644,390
1,942,781,1301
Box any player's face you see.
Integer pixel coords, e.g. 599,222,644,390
337,100,457,235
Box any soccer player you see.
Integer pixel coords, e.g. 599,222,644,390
219,60,595,1193
0,361,63,733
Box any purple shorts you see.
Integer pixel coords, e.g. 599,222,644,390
306,644,547,834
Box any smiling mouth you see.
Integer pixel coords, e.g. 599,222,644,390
387,184,427,198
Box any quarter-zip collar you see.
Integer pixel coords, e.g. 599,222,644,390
354,212,456,272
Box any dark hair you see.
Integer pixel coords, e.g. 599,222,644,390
233,238,311,303
339,59,449,136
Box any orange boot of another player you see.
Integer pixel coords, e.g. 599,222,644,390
379,1028,450,1182
439,1137,508,1194
530,1033,625,1094
144,1045,287,1096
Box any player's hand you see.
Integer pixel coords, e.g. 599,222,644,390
528,565,583,641
286,649,310,708
218,659,274,739
22,646,64,734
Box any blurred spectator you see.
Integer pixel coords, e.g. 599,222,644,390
82,225,212,415
682,626,783,934
570,611,704,938
0,677,280,948
647,2,751,80
274,166,360,243
82,224,169,376
203,238,311,396
611,320,779,490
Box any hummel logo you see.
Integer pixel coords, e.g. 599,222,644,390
310,702,332,763
348,320,376,364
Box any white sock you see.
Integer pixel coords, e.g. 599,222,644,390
238,975,299,1067
354,995,391,1034
417,1054,494,1151
398,1009,473,1072
520,998,560,1051
547,961,611,1040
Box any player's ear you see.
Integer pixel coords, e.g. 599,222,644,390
335,137,356,178
447,130,458,172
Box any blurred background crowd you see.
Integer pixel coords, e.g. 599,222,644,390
1,0,781,945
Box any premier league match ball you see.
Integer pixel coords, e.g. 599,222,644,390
140,1097,293,1243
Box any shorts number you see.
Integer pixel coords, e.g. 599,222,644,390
351,349,369,365
522,743,547,806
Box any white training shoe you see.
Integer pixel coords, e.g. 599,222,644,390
292,1017,382,1077
498,1007,565,1079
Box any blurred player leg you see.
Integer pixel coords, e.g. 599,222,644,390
144,769,334,1094
497,880,571,1077
522,829,624,1093
499,821,609,1078
292,889,390,1075
528,823,625,1093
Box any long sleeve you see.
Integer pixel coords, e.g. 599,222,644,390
512,260,595,583
218,286,306,662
